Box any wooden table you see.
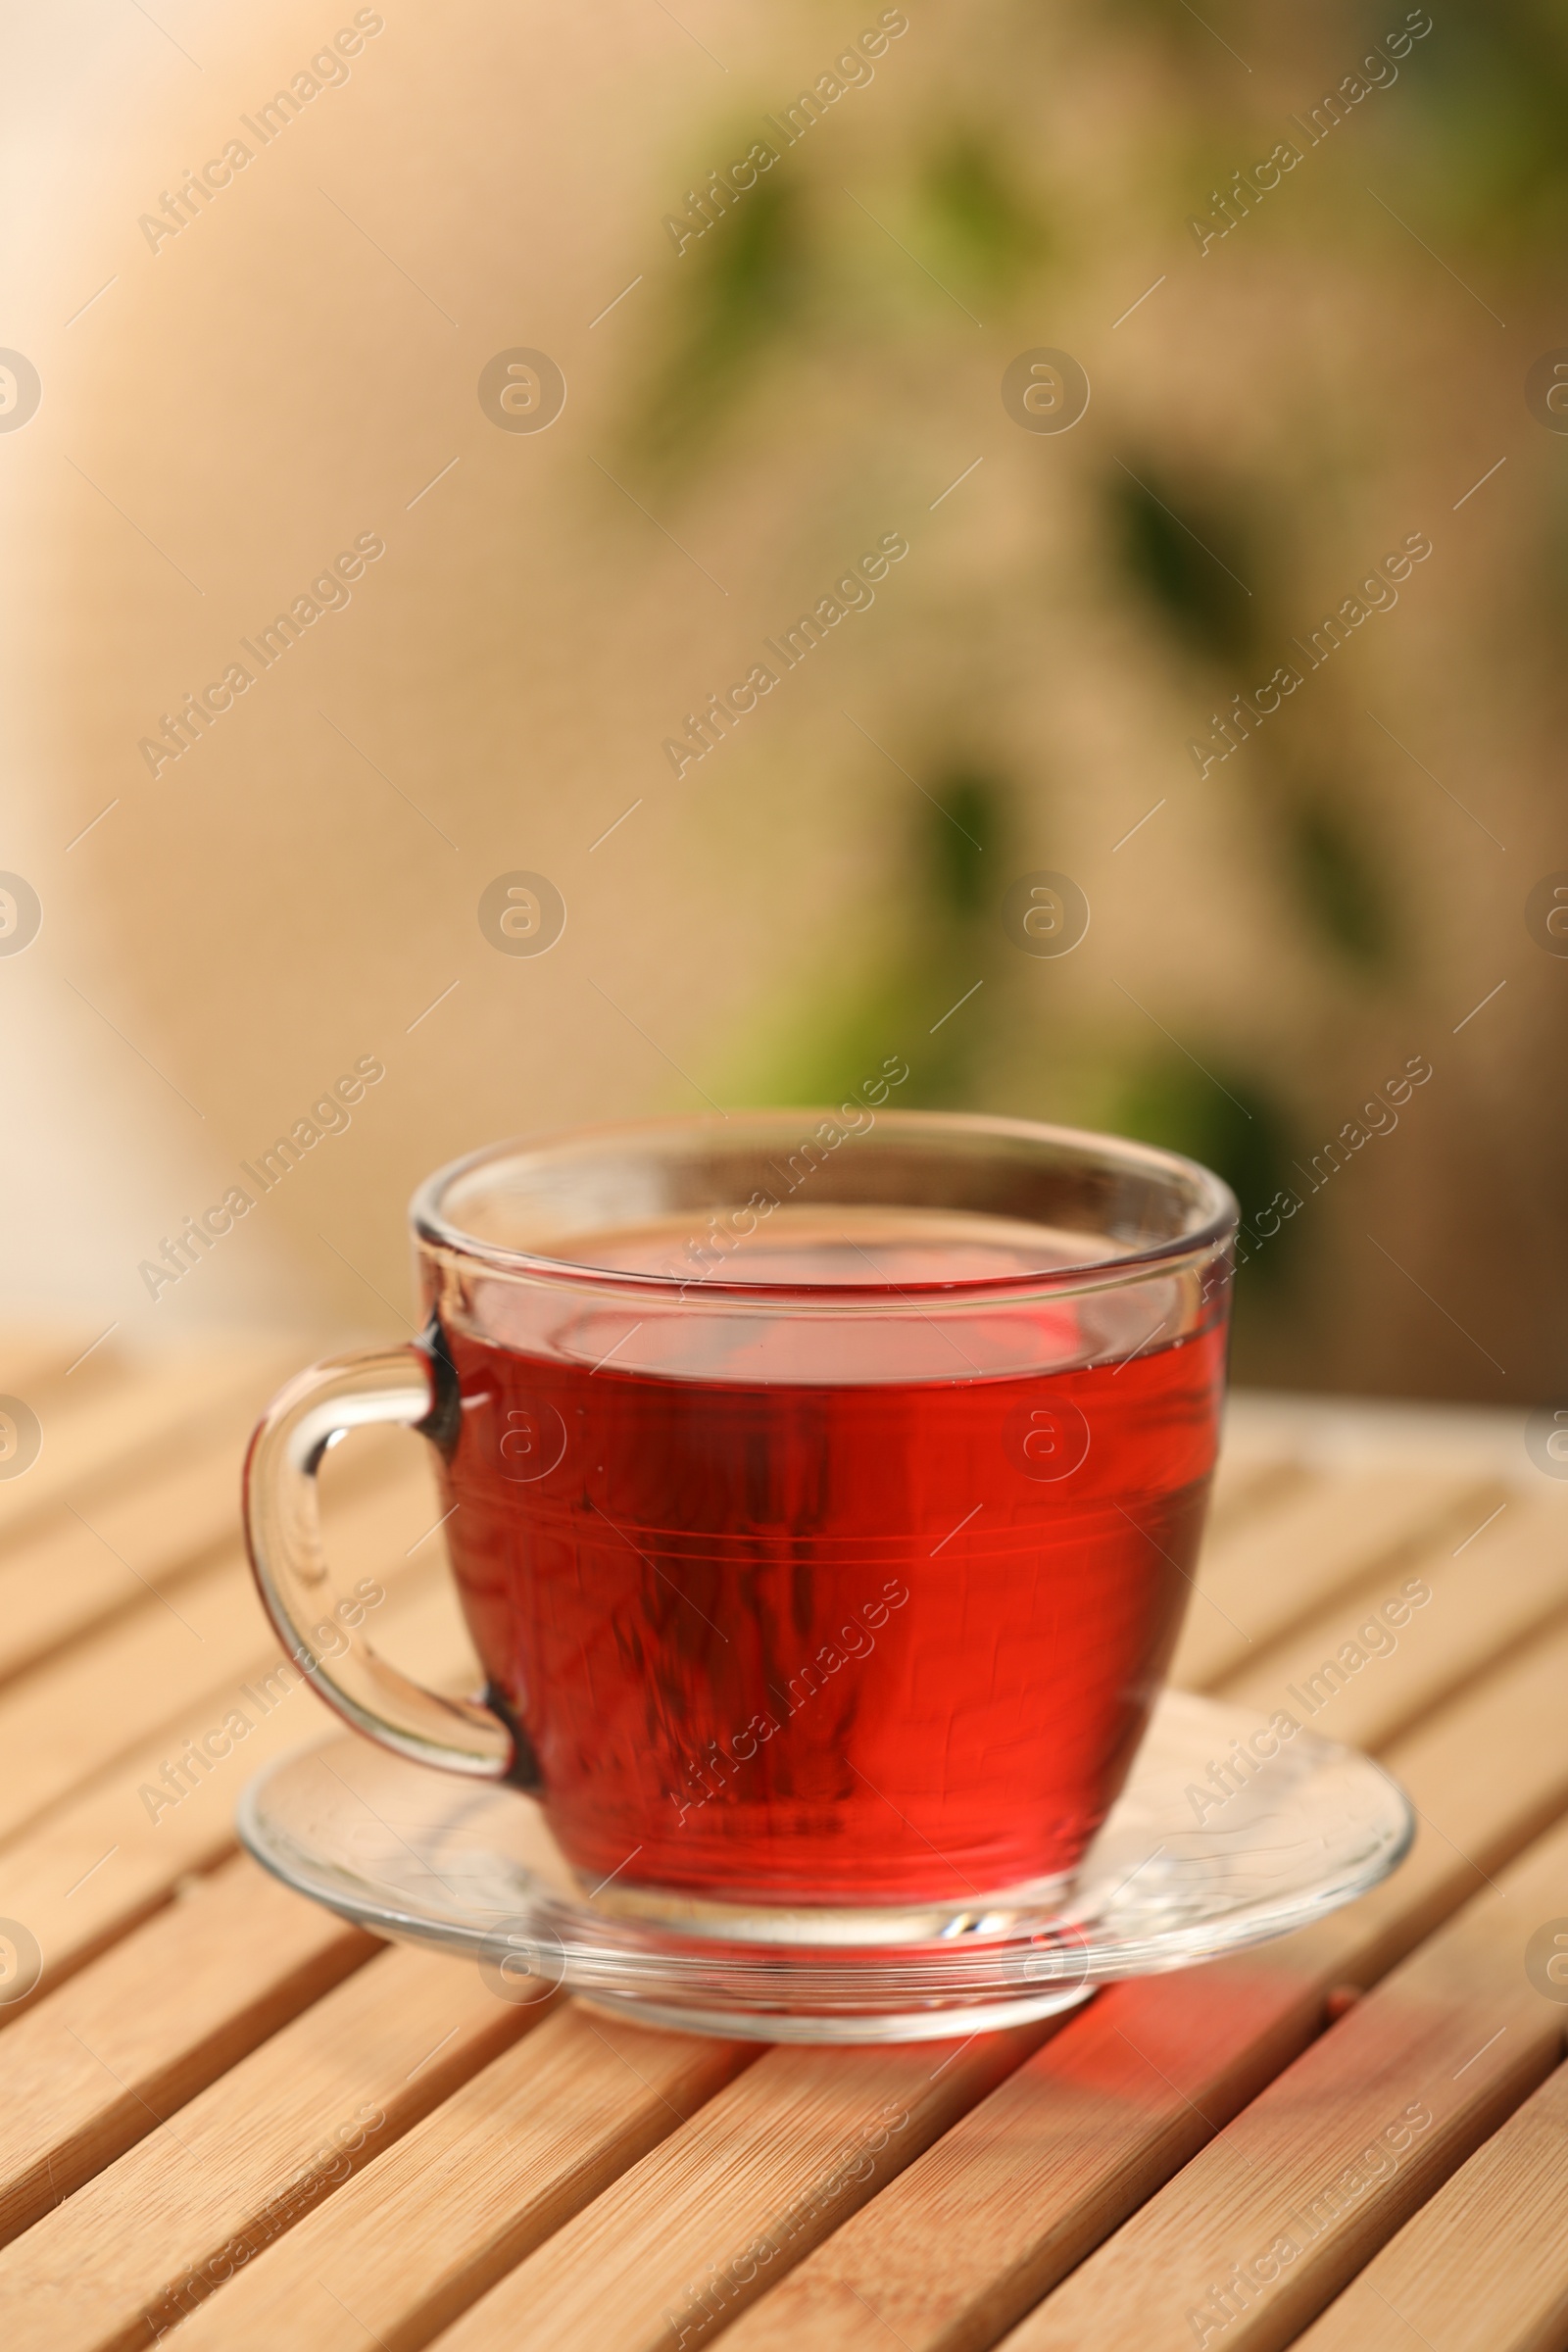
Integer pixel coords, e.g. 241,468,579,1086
2,1330,1566,2352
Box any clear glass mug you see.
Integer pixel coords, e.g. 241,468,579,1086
243,1108,1236,1934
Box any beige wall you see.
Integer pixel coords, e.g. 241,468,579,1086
5,1,1562,1399
7,2,811,1339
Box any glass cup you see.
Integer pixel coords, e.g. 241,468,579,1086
244,1107,1236,1938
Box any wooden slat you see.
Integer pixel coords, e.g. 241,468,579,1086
0,1941,544,2352
1217,1491,1568,1754
1219,1396,1528,1481
1173,1466,1502,1691
1294,2058,1568,2352
0,1345,289,1545
430,2029,1053,2352
0,1458,436,1845
1,1335,203,1426
716,1609,1568,2352
0,1361,387,1690
167,2006,759,2351
1,1356,1544,2352
0,1415,262,1692
0,1854,373,2246
723,1965,1331,2352
1004,1815,1568,2352
0,1567,476,2012
1200,1456,1308,1545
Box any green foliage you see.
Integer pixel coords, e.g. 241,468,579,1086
640,15,1512,1391
1283,798,1394,971
916,131,1047,292
630,108,1050,477
1112,467,1258,663
1105,1054,1297,1280
634,173,808,473
900,766,1009,1105
1394,1,1568,240
727,967,917,1111
729,765,1012,1111
924,769,999,917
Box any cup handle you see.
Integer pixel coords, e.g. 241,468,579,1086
242,1338,517,1782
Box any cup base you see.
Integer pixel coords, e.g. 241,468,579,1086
571,1983,1095,2044
587,1871,1078,1946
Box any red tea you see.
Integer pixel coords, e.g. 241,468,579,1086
435,1218,1226,1907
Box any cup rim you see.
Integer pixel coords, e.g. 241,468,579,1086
410,1109,1238,1302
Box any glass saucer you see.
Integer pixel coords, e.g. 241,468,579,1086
236,1690,1412,2044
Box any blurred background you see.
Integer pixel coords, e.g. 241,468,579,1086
3,0,1565,1400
